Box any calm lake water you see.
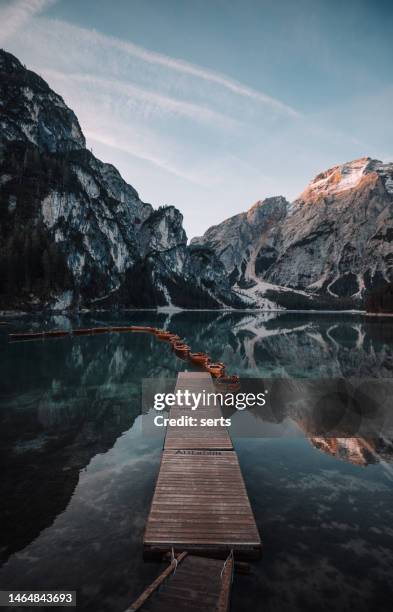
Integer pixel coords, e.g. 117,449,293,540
0,311,393,612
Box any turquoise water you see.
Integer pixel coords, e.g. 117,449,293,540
0,311,392,611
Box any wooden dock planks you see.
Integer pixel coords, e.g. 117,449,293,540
143,372,261,560
126,554,233,612
164,373,233,451
144,449,261,558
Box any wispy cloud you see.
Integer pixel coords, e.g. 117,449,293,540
1,1,389,238
1,7,313,233
39,67,237,184
87,128,205,184
82,26,300,118
17,16,299,118
42,69,240,129
0,0,56,46
2,10,302,185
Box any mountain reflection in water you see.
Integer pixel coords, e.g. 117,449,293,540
0,310,392,612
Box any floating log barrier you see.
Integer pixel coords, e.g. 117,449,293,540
9,331,45,340
72,328,95,336
90,327,110,334
45,330,70,338
9,330,70,341
110,326,135,332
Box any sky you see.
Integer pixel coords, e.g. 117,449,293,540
1,0,393,237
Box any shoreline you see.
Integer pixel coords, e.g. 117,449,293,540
0,307,381,318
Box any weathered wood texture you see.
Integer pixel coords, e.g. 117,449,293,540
125,553,188,611
164,372,233,450
144,372,261,560
144,449,260,559
217,553,234,612
128,555,233,612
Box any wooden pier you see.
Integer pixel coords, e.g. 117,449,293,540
126,372,261,611
125,553,234,612
144,372,260,560
164,372,233,451
7,326,260,610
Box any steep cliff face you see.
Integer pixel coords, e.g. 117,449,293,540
0,50,85,153
193,158,393,309
192,196,288,286
267,158,393,299
2,50,391,311
0,50,238,311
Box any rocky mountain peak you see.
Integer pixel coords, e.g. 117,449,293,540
0,50,242,311
296,156,393,203
0,49,24,73
0,49,85,153
1,49,392,312
193,156,393,309
246,196,288,224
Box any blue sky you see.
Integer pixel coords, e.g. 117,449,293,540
1,0,392,236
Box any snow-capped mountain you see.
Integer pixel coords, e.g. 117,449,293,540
0,50,239,311
192,158,393,309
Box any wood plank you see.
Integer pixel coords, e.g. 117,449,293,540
124,553,188,611
164,373,233,451
143,372,261,563
217,554,234,612
144,449,261,559
129,555,232,612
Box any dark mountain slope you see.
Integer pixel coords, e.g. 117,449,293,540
0,50,240,311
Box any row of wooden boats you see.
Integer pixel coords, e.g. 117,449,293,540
8,324,240,390
150,327,240,390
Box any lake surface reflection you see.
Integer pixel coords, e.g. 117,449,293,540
0,311,392,611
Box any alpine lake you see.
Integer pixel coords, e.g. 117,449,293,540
0,310,392,612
